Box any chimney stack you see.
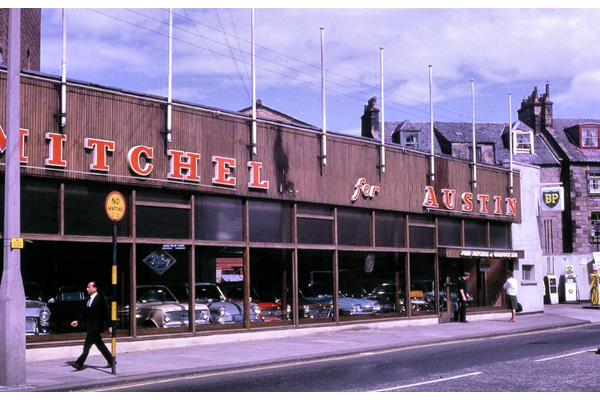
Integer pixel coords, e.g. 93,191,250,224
361,97,380,139
517,84,553,133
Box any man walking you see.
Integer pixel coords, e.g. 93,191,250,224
504,271,519,322
457,271,471,322
69,281,114,370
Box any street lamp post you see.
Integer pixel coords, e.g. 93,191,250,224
0,8,25,387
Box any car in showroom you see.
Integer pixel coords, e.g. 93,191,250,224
170,282,261,324
301,281,381,317
219,282,284,322
366,282,406,313
135,285,211,328
47,286,89,333
24,282,51,335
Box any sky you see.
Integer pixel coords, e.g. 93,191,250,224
37,6,600,136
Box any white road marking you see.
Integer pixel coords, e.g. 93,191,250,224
534,349,597,362
374,372,483,391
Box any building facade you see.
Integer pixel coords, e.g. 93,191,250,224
0,69,522,345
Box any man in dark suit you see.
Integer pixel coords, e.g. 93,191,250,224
69,281,114,370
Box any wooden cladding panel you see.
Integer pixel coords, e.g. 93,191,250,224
0,72,521,221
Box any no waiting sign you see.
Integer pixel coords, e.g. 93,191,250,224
105,191,126,222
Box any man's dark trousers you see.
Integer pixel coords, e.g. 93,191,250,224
75,293,112,367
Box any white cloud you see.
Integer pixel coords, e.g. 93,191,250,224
40,7,600,130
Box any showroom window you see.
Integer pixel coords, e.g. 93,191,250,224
338,208,371,246
297,204,333,245
195,195,243,242
249,201,292,243
22,178,59,234
375,212,405,248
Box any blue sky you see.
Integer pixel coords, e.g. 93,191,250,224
38,7,600,135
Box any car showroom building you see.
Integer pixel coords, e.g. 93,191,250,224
0,65,523,345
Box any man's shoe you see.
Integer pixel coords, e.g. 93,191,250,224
68,361,83,370
103,360,117,368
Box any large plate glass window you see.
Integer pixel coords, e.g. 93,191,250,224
249,201,292,243
195,196,243,242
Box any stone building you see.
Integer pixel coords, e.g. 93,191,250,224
0,8,41,71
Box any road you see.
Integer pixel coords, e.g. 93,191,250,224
96,324,600,392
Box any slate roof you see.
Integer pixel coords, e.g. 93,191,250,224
383,120,560,167
547,118,600,164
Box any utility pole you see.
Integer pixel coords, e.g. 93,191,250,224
0,8,25,388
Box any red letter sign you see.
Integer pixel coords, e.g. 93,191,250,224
127,145,154,176
45,132,67,168
212,156,236,187
84,138,114,172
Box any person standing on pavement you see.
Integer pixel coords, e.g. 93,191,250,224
69,281,114,370
457,271,471,322
504,271,519,322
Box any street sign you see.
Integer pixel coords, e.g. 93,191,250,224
10,238,23,249
540,186,564,212
105,191,126,222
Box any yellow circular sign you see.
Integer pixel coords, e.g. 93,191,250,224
105,191,126,222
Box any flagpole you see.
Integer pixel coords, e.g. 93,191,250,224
471,79,477,190
166,9,173,149
251,9,257,155
320,27,327,166
429,65,434,183
380,46,385,173
60,9,66,129
508,92,514,195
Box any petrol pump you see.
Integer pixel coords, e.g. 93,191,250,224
544,274,559,304
590,269,599,307
559,265,579,303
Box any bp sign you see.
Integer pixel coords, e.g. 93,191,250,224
540,187,564,212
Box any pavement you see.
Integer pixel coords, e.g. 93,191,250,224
2,302,600,392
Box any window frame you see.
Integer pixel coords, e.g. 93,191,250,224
589,172,600,195
580,125,600,149
513,130,534,154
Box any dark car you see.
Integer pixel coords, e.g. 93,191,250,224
367,282,405,313
47,286,88,333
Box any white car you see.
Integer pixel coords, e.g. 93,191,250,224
25,282,51,335
136,285,210,328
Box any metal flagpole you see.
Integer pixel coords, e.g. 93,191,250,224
429,65,435,183
380,46,385,173
508,93,514,195
471,79,477,190
60,9,67,129
320,27,327,166
0,8,25,387
251,9,257,155
166,9,173,149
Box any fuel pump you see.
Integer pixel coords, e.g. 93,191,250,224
544,274,558,305
560,265,579,303
590,269,599,307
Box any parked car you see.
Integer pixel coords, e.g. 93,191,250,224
257,285,334,320
24,282,51,335
411,279,460,312
301,281,381,317
367,282,405,313
47,286,88,333
170,282,261,324
135,285,211,328
219,282,283,322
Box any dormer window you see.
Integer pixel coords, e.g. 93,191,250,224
514,130,534,154
581,126,600,148
396,131,419,150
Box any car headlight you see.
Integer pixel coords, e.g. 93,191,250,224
164,312,172,323
195,310,210,322
218,305,226,316
373,304,381,312
351,304,362,314
251,304,261,316
39,309,50,325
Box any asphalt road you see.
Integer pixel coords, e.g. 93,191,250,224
96,324,600,392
